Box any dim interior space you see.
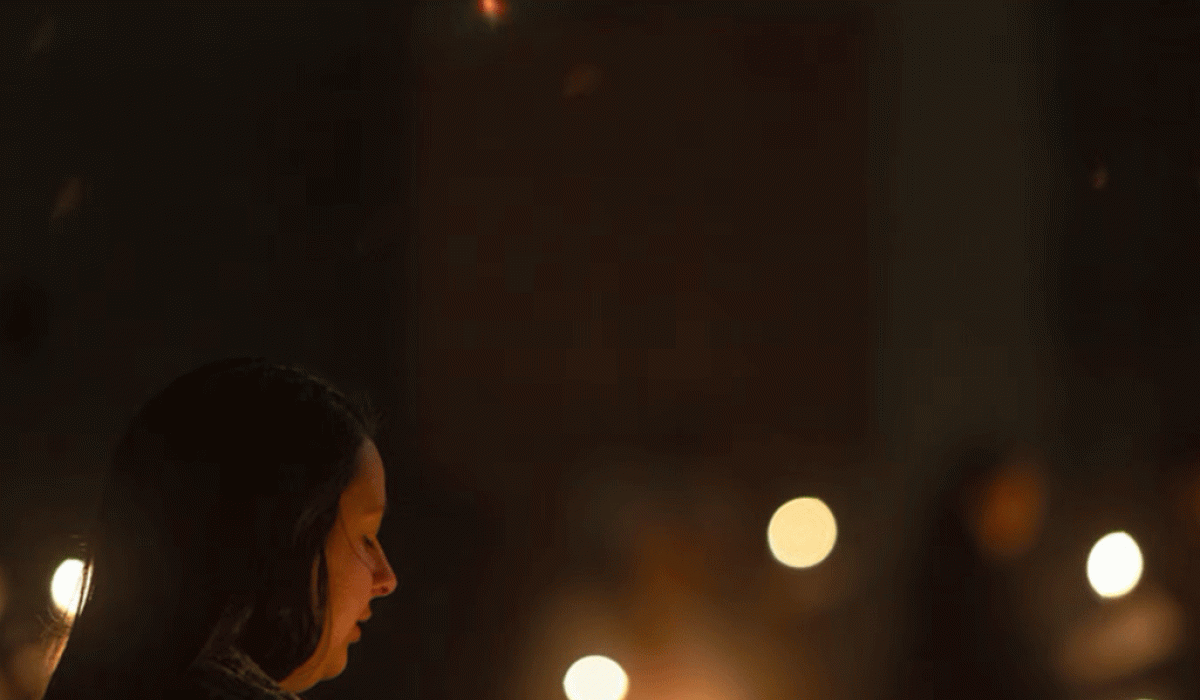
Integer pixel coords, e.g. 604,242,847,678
0,2,1198,700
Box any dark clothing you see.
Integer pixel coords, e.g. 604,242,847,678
165,598,305,700
176,646,303,700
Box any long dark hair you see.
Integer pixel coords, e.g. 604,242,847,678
41,357,381,699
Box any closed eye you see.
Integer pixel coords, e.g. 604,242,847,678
363,536,377,550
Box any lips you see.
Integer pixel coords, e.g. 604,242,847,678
352,613,370,640
351,612,371,642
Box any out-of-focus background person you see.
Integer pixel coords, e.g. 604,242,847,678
894,435,1057,700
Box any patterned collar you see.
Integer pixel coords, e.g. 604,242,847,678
187,645,304,700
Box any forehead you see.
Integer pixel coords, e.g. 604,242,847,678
341,440,386,512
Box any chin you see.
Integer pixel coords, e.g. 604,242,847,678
289,655,349,692
326,651,350,680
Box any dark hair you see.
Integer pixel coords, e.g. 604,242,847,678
42,357,381,699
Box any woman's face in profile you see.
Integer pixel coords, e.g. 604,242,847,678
280,439,398,693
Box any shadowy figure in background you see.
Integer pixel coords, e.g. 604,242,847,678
894,434,1056,700
41,357,398,700
1151,431,1200,699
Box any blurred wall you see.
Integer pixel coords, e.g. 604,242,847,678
408,3,1065,700
866,3,1066,697
0,3,1072,700
875,1,1064,466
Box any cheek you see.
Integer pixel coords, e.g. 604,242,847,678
325,542,376,630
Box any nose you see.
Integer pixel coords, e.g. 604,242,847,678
373,548,398,598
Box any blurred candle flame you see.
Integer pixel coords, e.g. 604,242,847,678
478,0,506,22
563,655,628,700
767,497,837,569
971,458,1045,561
1055,585,1183,687
1087,531,1143,598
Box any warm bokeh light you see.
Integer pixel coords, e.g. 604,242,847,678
51,175,85,220
50,558,86,617
767,496,837,568
478,0,506,21
973,459,1045,560
562,655,628,700
0,564,8,622
10,642,51,700
1054,585,1184,686
563,64,603,98
1087,532,1143,598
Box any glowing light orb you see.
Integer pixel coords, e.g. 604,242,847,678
478,0,506,21
1087,531,1143,598
50,558,87,617
563,655,628,700
974,460,1045,560
767,496,837,568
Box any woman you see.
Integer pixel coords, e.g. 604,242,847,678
41,357,398,700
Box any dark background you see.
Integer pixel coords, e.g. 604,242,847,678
0,2,1198,700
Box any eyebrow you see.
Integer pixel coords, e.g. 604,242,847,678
365,500,388,517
